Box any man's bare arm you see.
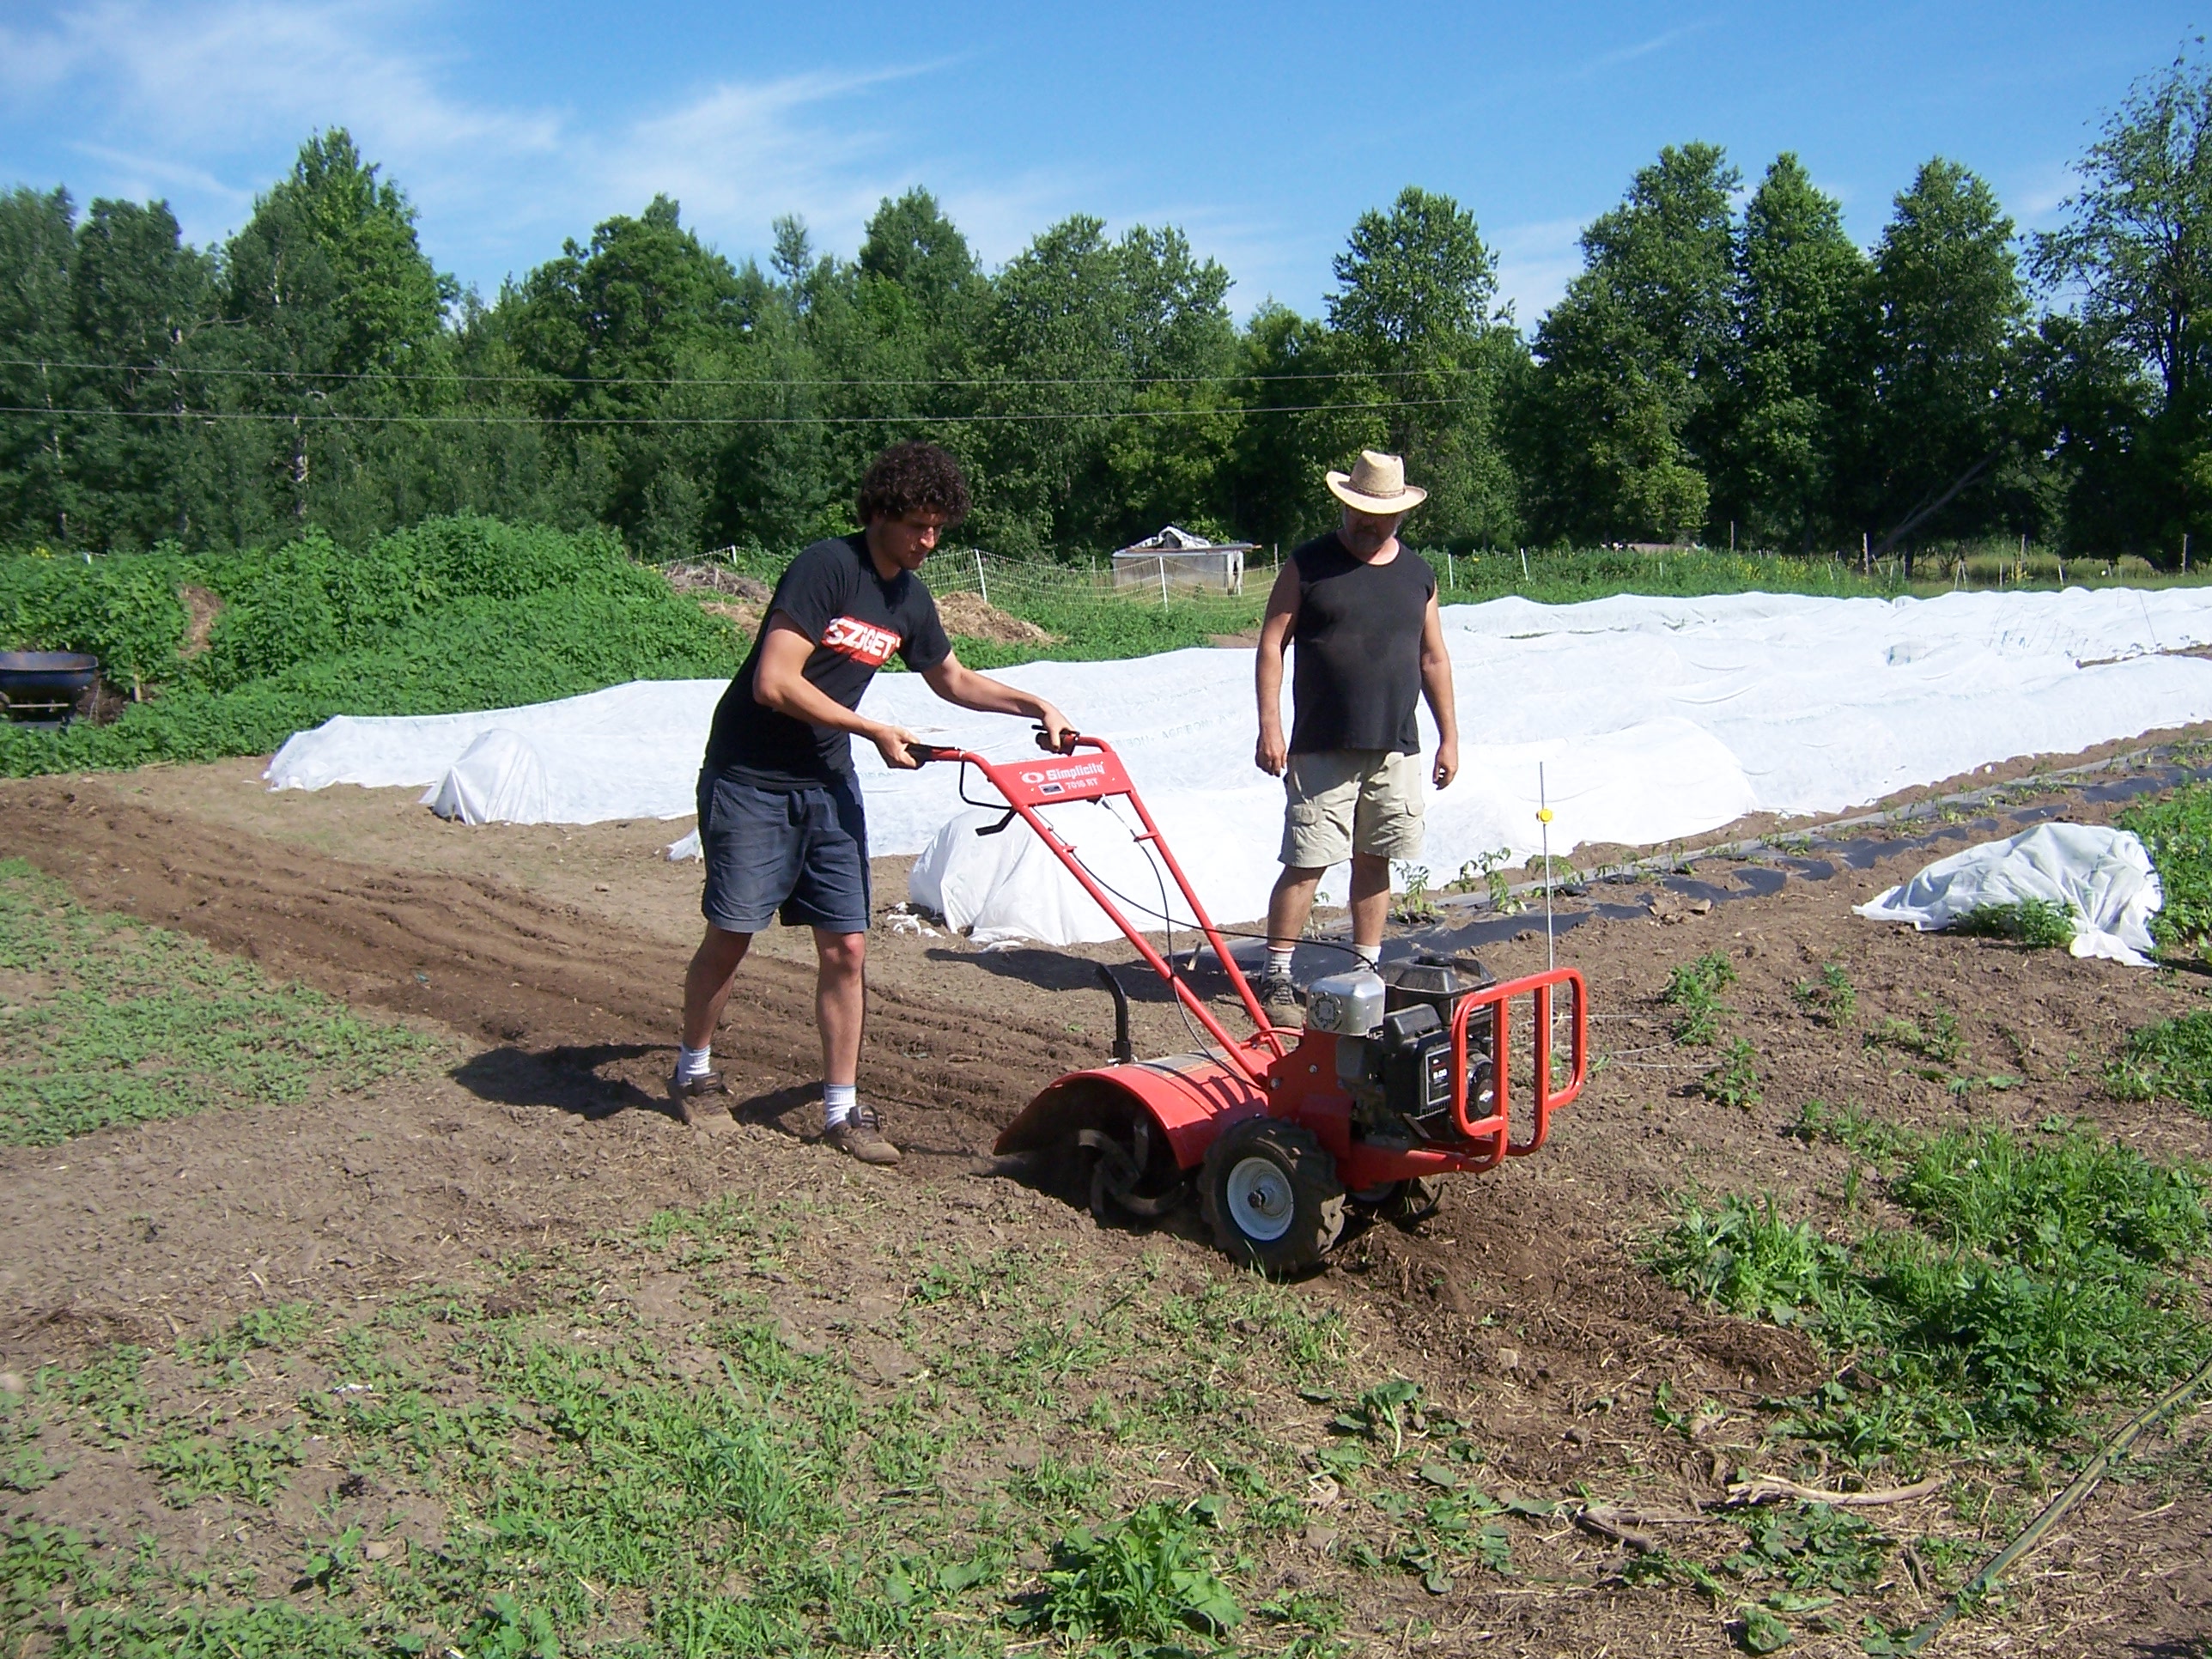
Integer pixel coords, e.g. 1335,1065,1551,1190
1418,593,1458,788
920,653,1073,749
751,615,926,769
1254,562,1301,776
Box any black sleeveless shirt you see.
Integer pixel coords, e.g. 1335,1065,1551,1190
1286,532,1437,755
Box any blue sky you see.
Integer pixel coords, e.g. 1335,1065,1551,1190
0,1,2199,326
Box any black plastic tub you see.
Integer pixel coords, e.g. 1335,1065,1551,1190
0,651,100,726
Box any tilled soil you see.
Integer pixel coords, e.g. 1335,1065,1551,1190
3,752,2211,1654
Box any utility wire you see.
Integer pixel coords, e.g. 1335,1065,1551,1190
0,395,1480,428
0,356,1483,390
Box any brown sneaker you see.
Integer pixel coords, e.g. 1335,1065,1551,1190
1255,970,1302,1017
667,1068,729,1126
824,1103,901,1166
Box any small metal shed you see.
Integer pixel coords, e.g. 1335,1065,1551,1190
1109,527,1257,596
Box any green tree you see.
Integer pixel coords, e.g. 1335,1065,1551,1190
2034,52,2212,554
67,198,222,547
0,187,82,543
1522,143,1740,543
503,196,793,555
1717,154,1869,549
1325,185,1522,546
859,187,984,322
225,130,452,378
969,216,1236,555
1852,158,2033,551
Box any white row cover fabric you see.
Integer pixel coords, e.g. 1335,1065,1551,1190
264,586,2212,943
1854,823,2165,966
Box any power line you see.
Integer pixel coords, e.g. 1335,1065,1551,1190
0,356,1479,391
0,395,1476,428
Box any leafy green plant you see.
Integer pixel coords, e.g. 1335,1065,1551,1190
0,519,744,780
1022,1501,1243,1647
1701,1037,1762,1108
1392,862,1438,924
1334,1378,1423,1460
1663,951,1738,1045
1948,898,2076,948
1447,848,1512,896
2121,783,2212,953
1790,963,1856,1024
1648,1194,1849,1327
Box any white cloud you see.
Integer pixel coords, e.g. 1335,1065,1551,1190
1568,18,1722,80
1492,216,1589,328
0,0,1310,307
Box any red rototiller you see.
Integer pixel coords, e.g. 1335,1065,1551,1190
913,734,1588,1273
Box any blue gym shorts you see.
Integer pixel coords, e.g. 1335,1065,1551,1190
696,770,872,935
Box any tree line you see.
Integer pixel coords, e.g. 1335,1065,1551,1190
4,52,2211,566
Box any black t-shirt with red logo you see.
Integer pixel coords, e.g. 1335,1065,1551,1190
703,533,952,787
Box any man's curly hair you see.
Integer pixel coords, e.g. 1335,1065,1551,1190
856,441,971,527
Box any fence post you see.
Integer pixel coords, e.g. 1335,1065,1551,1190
975,550,988,605
1446,550,1455,591
1159,556,1170,608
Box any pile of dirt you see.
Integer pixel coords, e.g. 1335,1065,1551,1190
659,562,771,604
696,599,762,640
178,584,223,659
935,591,1056,644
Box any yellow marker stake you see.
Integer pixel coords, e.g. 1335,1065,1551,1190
1538,765,1554,973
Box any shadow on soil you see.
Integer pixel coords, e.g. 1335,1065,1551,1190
451,1042,682,1122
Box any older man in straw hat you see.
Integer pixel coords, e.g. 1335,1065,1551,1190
1252,450,1459,1009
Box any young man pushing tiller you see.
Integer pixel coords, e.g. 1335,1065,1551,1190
672,441,1074,1164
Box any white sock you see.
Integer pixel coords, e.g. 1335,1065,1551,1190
823,1082,857,1129
678,1043,713,1081
1266,945,1294,979
1353,942,1380,969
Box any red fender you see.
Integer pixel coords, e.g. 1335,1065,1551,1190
994,1053,1265,1171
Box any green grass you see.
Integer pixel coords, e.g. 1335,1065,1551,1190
1650,1119,2212,1457
2108,1007,2212,1115
0,860,435,1145
3,1191,1571,1657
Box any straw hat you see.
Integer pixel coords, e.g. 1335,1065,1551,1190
1326,450,1427,514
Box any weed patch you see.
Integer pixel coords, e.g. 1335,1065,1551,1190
1865,1011,1966,1067
1662,951,1738,1046
1699,1037,1762,1109
0,518,743,779
0,861,434,1145
2108,1008,2212,1115
3,1208,1428,1656
1020,1501,1243,1647
1650,1122,2212,1455
1790,962,1857,1024
1947,898,2076,948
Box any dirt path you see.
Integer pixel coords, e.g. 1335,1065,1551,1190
3,753,2210,1653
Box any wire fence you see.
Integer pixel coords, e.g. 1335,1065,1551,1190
695,543,1285,617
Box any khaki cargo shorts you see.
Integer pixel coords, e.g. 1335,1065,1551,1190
1279,748,1425,867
